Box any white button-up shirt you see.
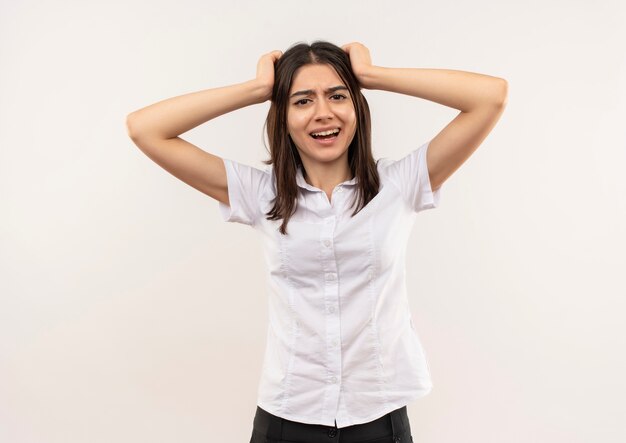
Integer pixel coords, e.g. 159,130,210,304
218,141,442,428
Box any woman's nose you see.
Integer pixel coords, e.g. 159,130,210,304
314,99,334,120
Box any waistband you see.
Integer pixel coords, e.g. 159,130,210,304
252,405,410,442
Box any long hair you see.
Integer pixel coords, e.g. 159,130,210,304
262,40,380,235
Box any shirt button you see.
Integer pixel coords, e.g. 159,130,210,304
326,273,336,280
332,339,338,347
324,239,331,247
330,376,337,384
328,427,338,437
328,306,335,313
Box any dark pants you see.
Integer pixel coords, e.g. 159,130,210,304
249,405,413,443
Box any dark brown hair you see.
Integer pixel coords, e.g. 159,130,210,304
262,40,380,235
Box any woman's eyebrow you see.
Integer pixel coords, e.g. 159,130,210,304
289,85,348,99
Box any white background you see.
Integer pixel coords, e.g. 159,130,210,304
1,0,625,442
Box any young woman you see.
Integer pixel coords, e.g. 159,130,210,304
126,41,507,443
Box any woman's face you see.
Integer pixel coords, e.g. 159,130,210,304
286,63,357,168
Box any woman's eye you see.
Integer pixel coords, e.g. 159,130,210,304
294,95,346,106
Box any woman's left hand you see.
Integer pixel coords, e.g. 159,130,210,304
341,42,374,89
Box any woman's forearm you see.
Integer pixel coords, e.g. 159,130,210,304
126,79,267,140
361,66,507,112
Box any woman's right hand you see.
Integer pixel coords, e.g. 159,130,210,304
255,50,283,102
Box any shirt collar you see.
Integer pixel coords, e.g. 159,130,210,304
295,165,359,191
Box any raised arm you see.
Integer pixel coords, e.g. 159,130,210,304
125,50,282,205
342,42,508,192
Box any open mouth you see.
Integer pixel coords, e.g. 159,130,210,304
310,128,341,141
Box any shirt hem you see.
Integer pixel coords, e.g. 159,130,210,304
256,384,433,428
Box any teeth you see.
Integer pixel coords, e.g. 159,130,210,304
311,128,340,137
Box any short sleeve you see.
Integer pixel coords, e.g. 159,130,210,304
382,140,442,213
218,158,269,226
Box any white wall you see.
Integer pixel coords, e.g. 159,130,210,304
1,0,624,442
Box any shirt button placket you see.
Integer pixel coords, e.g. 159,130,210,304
321,216,341,422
